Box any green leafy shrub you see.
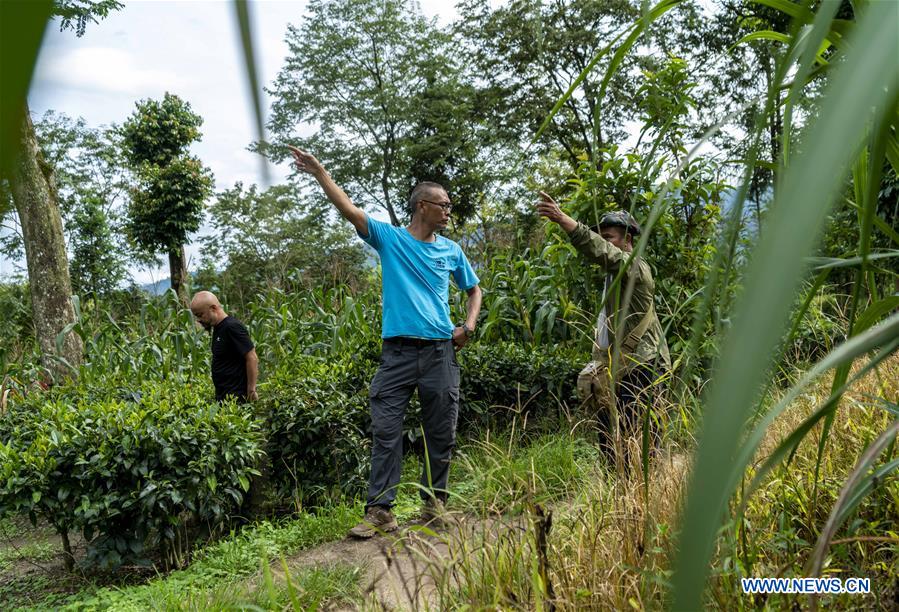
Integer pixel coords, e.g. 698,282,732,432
458,341,585,431
260,340,584,502
0,383,263,569
261,354,377,502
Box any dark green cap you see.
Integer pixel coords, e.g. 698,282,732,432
599,210,641,236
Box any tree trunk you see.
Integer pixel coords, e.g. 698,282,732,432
381,170,399,226
58,526,74,572
168,244,188,303
10,105,82,380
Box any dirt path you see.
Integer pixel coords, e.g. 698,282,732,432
277,511,529,611
278,517,455,610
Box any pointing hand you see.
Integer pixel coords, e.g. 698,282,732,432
287,145,325,177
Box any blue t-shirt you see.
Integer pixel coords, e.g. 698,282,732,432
360,215,480,339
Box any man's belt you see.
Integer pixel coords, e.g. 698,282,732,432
384,336,450,347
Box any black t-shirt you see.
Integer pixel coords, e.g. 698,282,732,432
211,316,254,401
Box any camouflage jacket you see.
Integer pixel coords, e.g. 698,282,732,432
568,222,671,370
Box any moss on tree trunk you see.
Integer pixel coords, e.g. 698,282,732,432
10,106,82,379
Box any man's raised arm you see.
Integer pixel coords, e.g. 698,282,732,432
288,146,368,236
536,190,625,270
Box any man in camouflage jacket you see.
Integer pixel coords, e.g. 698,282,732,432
536,191,670,446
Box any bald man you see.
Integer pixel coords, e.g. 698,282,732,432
190,291,259,403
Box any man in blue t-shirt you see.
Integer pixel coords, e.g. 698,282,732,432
289,146,483,538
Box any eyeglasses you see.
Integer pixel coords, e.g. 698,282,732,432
420,199,453,212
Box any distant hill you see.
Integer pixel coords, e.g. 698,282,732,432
139,278,172,296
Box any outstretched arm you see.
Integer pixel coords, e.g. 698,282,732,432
535,190,578,233
535,190,625,270
288,146,368,236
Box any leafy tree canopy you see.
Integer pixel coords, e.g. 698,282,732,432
197,182,367,301
265,0,492,225
120,93,203,167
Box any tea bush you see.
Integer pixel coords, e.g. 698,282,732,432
258,339,585,501
261,355,376,501
0,382,263,569
458,341,584,431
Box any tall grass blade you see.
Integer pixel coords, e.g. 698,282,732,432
732,321,899,517
852,295,899,334
754,0,814,22
280,554,301,609
780,0,842,171
232,0,270,184
811,98,894,511
806,418,899,581
0,0,52,186
809,251,899,270
832,454,899,533
671,2,899,608
885,126,899,174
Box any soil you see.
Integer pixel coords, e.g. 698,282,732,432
0,517,154,609
279,517,454,610
277,511,529,611
0,516,85,608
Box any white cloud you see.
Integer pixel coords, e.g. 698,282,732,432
12,0,462,285
36,46,184,95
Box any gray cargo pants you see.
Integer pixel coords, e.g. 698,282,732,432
366,337,460,509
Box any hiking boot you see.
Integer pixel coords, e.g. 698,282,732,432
348,506,398,539
420,497,446,528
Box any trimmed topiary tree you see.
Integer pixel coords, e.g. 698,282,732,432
121,93,213,303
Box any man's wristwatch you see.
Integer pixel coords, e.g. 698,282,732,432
461,323,475,339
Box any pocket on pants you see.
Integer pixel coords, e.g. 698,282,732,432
370,347,400,398
577,360,612,407
369,370,384,399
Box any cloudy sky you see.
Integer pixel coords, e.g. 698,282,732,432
3,0,457,283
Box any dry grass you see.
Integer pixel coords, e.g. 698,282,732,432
391,438,692,611
387,354,899,610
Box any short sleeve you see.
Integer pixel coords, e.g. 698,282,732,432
359,214,391,251
452,247,480,291
229,322,254,356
